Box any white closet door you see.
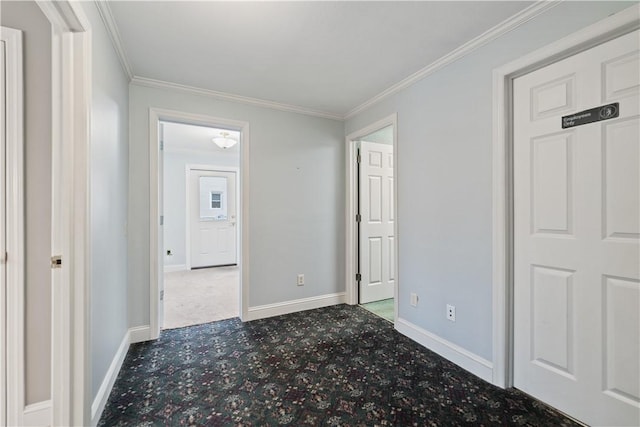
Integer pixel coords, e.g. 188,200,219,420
513,29,639,426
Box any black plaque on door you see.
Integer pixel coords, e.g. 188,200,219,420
562,103,619,129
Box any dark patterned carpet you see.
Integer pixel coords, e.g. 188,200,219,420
99,305,578,426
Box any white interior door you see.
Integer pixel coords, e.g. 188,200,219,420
513,29,639,426
0,36,7,427
158,123,165,327
359,141,394,304
190,169,237,268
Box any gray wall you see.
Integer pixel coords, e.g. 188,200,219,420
361,125,393,145
1,0,52,405
345,1,633,361
83,1,131,401
164,149,239,268
128,85,345,327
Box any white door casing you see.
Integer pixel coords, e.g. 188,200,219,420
513,29,639,427
1,34,7,427
190,169,237,268
1,25,24,426
359,141,394,304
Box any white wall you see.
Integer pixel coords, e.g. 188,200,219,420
128,84,345,328
83,2,130,401
345,1,633,362
1,0,52,405
164,149,239,268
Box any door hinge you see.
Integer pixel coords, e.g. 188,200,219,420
356,214,361,222
160,140,164,151
357,151,361,164
51,255,62,269
1,252,7,264
160,290,164,301
160,215,164,226
356,273,361,282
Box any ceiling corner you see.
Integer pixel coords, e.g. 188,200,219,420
94,0,133,80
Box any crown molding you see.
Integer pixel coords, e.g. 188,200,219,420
344,0,562,120
94,0,134,80
130,76,344,121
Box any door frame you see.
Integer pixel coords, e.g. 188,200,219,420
1,25,24,427
345,113,398,318
491,4,639,388
185,165,240,271
149,108,250,339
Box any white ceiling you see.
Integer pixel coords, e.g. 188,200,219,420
109,1,534,118
162,121,241,153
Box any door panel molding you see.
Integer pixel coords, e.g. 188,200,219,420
492,3,640,391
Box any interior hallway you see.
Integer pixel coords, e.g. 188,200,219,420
163,266,239,329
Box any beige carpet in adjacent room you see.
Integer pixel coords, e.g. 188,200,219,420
163,266,239,329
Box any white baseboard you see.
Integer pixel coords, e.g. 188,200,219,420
164,264,186,273
128,325,151,343
245,292,346,321
395,318,493,383
91,332,130,426
23,400,52,426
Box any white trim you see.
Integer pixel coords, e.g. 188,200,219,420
491,4,640,388
396,318,494,383
94,0,133,80
1,25,24,427
344,1,561,119
344,114,398,318
132,76,342,121
22,401,52,427
128,325,151,344
184,164,240,271
37,1,93,425
90,332,129,426
164,146,241,157
150,108,250,340
245,293,346,322
164,264,187,273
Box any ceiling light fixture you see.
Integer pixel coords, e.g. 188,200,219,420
212,132,238,149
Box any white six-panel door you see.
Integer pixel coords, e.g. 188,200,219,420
359,141,394,304
513,29,639,426
190,169,237,268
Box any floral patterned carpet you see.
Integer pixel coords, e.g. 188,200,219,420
99,304,578,426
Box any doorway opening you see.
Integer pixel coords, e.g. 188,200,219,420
149,108,250,340
345,114,398,324
160,121,241,330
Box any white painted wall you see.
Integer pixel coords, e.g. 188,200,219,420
345,1,633,362
128,84,345,328
82,2,130,401
1,0,52,405
164,149,239,268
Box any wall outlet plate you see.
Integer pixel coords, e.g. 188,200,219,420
446,304,456,322
410,293,418,307
297,274,305,286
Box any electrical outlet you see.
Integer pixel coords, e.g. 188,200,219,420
446,304,456,322
410,293,418,307
297,274,305,286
